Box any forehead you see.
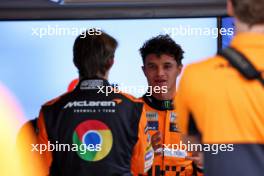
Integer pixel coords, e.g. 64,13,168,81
145,54,177,64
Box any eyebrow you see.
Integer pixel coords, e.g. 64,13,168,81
164,62,173,65
146,62,156,66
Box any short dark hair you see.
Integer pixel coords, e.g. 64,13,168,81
139,35,184,66
73,29,118,78
231,0,264,26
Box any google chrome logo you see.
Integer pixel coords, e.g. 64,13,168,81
73,120,113,162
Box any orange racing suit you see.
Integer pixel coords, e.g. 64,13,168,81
140,94,203,176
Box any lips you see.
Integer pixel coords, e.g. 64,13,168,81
155,79,167,83
154,79,167,86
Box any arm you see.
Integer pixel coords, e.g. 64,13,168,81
176,67,204,174
37,109,53,176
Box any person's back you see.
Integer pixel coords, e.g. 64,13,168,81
177,36,264,174
176,0,264,176
37,30,153,176
38,78,151,175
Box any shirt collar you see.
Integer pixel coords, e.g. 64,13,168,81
143,94,175,111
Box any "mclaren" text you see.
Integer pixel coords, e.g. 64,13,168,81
64,101,116,109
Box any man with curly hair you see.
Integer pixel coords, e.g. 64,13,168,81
138,35,203,176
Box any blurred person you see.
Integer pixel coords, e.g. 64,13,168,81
17,77,82,175
37,29,153,176
0,83,45,176
176,0,264,176
139,35,203,176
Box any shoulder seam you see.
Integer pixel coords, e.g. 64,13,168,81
118,91,143,103
43,92,69,106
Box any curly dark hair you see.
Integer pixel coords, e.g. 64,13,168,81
139,35,184,66
73,29,118,78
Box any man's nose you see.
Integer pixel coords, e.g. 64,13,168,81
157,67,165,76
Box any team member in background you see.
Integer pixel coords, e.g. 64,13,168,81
176,0,264,176
17,77,79,172
139,35,203,176
37,29,153,176
0,83,45,176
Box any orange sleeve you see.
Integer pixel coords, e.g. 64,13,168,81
177,68,205,176
176,67,192,135
16,120,48,176
131,108,154,175
37,110,53,175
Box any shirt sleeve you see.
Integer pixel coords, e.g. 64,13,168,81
131,107,154,174
37,108,53,175
176,66,200,136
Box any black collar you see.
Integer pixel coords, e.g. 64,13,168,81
143,94,174,111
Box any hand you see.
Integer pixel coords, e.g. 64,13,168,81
151,131,162,156
186,152,204,169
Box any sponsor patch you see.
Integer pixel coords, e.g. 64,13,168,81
147,133,151,143
164,149,187,158
72,120,113,161
146,112,158,121
64,100,116,109
147,121,159,131
144,125,149,134
170,112,177,122
144,147,154,172
170,123,179,132
80,80,104,90
144,159,153,170
145,150,153,161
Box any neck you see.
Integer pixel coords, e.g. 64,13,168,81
98,72,109,80
236,19,264,34
151,86,176,100
96,71,109,80
79,71,109,80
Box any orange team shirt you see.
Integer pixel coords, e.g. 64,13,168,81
176,33,264,144
176,32,264,176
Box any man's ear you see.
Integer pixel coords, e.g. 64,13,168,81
106,58,114,70
177,65,183,76
227,0,234,17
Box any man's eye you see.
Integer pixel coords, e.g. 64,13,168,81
148,65,156,69
164,64,172,69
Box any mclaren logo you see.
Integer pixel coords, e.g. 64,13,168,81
64,99,122,109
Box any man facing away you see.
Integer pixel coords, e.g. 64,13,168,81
176,0,264,176
37,29,153,176
139,35,203,176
